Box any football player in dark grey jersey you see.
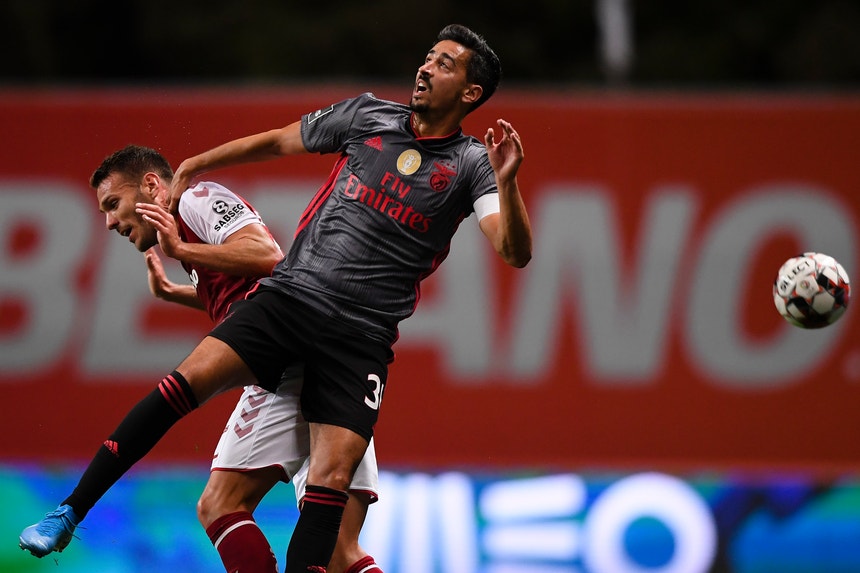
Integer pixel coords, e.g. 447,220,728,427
18,24,532,573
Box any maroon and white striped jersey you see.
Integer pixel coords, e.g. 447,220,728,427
260,93,500,344
176,181,279,323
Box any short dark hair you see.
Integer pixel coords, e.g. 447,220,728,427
437,24,502,111
90,144,173,188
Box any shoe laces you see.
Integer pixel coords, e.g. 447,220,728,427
39,507,80,535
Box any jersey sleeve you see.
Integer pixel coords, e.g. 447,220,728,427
465,142,500,221
300,93,377,155
177,182,264,245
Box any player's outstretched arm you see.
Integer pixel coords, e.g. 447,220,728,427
481,119,532,268
167,121,307,213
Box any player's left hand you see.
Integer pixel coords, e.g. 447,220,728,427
167,164,193,214
143,249,179,300
136,202,183,260
484,119,523,183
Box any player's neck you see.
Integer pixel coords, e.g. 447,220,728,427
411,112,461,138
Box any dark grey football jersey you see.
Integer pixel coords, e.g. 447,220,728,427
261,93,498,344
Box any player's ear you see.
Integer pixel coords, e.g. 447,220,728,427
462,84,482,107
141,172,161,198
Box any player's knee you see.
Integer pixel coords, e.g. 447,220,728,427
196,489,217,528
197,483,230,528
312,469,353,492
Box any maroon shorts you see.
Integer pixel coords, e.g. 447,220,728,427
209,284,393,441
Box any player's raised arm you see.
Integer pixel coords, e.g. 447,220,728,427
167,121,307,213
480,119,532,268
136,201,283,278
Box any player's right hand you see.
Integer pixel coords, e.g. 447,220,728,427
136,202,183,260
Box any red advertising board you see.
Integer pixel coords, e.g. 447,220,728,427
1,87,859,472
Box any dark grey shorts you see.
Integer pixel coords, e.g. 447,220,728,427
209,284,393,441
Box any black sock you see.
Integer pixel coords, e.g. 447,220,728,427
285,485,348,572
62,371,198,519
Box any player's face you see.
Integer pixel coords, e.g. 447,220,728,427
411,40,476,114
96,172,159,252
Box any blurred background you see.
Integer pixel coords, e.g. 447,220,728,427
3,0,860,87
2,1,859,572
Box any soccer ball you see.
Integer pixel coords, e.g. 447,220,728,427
773,252,850,329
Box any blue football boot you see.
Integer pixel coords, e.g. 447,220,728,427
19,504,80,557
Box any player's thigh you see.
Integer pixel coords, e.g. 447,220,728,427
206,288,306,393
302,333,393,443
175,336,256,403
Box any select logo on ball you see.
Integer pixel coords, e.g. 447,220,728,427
773,252,851,329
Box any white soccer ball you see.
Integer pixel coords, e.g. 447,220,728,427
773,252,850,329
